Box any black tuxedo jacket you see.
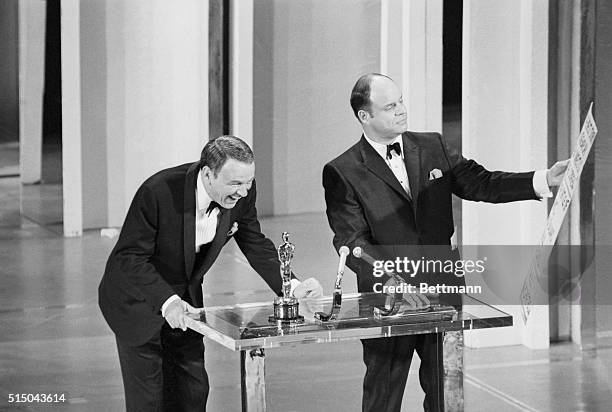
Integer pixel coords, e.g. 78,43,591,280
99,161,282,346
323,131,539,293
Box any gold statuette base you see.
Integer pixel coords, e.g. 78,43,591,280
269,297,304,323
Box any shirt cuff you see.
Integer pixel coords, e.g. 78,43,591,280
161,294,181,317
290,279,301,296
533,170,553,198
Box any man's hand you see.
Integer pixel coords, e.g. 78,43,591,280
546,159,570,187
382,277,430,309
163,299,204,331
402,292,430,310
293,277,324,298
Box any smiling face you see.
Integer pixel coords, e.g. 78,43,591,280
201,159,255,209
360,76,407,142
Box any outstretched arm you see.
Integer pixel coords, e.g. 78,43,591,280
234,181,322,298
436,134,540,203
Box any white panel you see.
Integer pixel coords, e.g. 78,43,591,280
61,0,83,236
568,0,583,347
18,0,45,184
380,0,404,81
231,0,254,147
253,0,380,215
519,0,550,349
101,1,209,225
382,0,442,132
425,0,443,133
105,0,127,227
462,0,550,349
402,0,427,131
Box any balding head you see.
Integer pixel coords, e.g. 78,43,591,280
350,73,393,123
350,74,407,142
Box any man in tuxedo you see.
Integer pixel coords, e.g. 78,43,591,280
322,73,567,411
99,135,322,411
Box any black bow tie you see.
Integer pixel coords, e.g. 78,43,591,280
206,201,221,215
386,142,402,159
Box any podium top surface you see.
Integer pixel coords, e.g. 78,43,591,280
185,293,512,351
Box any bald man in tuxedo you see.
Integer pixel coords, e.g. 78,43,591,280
323,74,568,411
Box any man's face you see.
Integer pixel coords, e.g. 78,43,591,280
360,77,407,140
202,159,255,209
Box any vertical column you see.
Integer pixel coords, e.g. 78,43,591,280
252,1,379,216
443,330,464,411
231,0,254,147
568,0,584,346
577,0,597,353
0,0,20,150
519,0,550,349
462,0,549,349
104,0,126,229
80,0,108,230
380,0,442,132
380,0,403,81
548,0,578,343
18,0,45,184
209,0,228,139
241,348,266,412
120,1,209,207
104,1,209,227
60,0,83,236
593,0,612,345
60,1,211,233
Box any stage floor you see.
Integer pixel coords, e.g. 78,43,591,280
1,208,611,411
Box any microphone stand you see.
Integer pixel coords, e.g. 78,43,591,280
315,246,349,322
352,246,404,317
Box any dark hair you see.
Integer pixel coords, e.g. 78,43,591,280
200,135,254,176
350,73,391,122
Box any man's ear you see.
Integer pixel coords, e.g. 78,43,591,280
358,109,369,124
202,165,212,180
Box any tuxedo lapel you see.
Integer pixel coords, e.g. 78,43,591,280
359,136,412,203
402,132,421,214
183,162,200,279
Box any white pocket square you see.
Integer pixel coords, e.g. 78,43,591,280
227,222,238,237
428,168,443,180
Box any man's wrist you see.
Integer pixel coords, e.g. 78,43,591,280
161,294,181,317
533,169,553,198
290,279,301,296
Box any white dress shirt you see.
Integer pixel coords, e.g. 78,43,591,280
195,169,220,251
363,133,411,196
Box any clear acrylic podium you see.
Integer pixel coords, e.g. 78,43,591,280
186,293,512,411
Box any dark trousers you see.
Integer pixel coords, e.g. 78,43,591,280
116,323,209,412
361,333,444,412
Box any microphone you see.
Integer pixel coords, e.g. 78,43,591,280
352,246,372,265
335,246,350,287
314,246,349,322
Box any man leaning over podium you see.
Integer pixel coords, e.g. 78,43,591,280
99,135,323,411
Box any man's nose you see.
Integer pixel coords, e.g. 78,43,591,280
396,103,406,115
236,185,248,197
